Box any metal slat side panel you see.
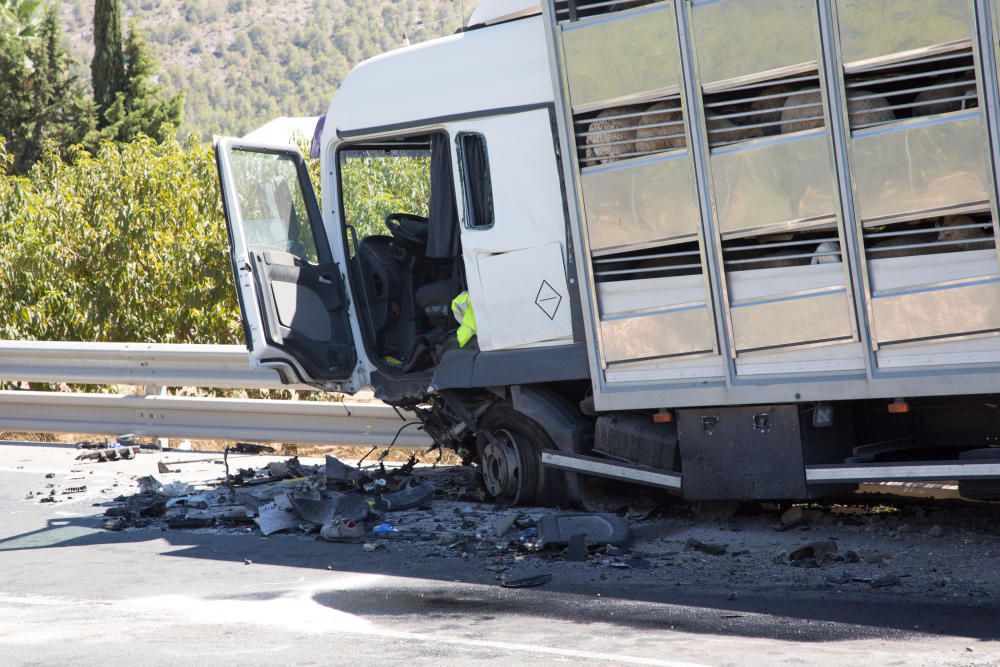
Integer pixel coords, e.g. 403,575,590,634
689,0,859,360
851,113,991,222
834,0,1000,362
730,292,855,352
582,153,701,252
836,0,975,68
712,131,837,237
691,0,819,88
557,0,724,373
601,307,715,363
871,279,1000,345
561,3,681,111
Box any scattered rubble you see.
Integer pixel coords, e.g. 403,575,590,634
686,538,727,556
24,444,1000,604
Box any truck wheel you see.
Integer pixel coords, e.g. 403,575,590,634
477,403,550,505
958,447,1000,500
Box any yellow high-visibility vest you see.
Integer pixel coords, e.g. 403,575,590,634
450,291,477,347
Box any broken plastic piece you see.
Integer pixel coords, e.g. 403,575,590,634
501,574,551,588
165,495,208,510
290,496,344,526
325,454,363,485
536,513,631,548
256,495,300,536
565,533,588,561
376,482,434,511
234,443,277,455
372,523,398,534
333,494,370,522
135,476,163,494
491,513,518,537
787,540,838,565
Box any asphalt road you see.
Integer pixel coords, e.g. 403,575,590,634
1,441,998,666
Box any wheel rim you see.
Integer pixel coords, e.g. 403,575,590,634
480,428,531,504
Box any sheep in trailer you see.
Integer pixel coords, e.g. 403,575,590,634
635,100,685,154
779,88,826,134
584,105,645,164
914,78,978,116
847,91,895,128
936,214,993,252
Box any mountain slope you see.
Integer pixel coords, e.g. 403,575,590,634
59,0,468,137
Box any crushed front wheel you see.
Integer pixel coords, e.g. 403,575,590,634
477,403,550,505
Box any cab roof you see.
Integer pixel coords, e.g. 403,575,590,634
325,14,553,139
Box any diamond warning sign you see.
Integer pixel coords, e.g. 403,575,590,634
535,280,563,320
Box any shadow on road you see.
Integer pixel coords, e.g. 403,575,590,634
1,511,998,645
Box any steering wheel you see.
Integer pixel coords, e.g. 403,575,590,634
384,213,429,247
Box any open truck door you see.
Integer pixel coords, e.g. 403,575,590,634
214,138,363,392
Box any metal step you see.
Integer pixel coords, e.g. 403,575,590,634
541,450,682,491
806,461,1000,484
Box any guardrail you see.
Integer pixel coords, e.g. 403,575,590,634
0,341,433,447
0,341,297,389
0,390,430,447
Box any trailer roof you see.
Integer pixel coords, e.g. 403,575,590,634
324,15,553,139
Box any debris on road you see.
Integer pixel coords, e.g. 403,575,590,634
686,538,728,556
20,444,1000,606
787,540,839,567
501,573,551,588
76,446,141,462
536,513,631,548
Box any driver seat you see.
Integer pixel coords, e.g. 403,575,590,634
416,275,461,326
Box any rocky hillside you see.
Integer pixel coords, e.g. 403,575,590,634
59,0,468,137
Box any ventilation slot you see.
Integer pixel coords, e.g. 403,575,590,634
721,227,842,273
863,214,994,260
845,47,978,132
593,241,703,283
575,96,686,168
554,0,658,22
702,72,824,150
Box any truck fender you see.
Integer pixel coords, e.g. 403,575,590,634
510,384,588,503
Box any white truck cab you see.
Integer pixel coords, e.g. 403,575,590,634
217,0,1000,506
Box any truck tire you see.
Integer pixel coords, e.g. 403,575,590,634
958,448,1000,500
477,403,551,506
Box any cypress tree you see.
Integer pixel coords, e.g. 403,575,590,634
91,0,124,118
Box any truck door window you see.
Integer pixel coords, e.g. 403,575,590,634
457,133,494,230
229,149,320,264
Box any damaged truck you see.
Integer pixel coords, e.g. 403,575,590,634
215,0,1000,505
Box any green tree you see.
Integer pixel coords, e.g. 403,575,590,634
0,135,240,344
98,22,183,142
0,5,94,173
0,0,42,40
90,0,124,116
